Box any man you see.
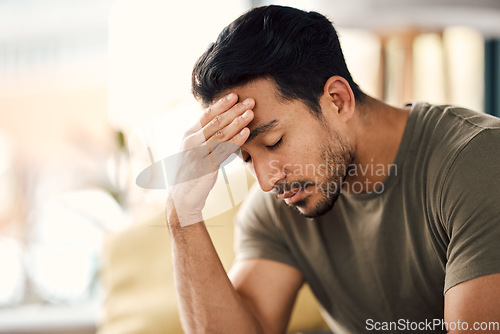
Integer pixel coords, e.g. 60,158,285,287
166,5,500,334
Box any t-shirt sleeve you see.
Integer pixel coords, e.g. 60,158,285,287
441,128,500,293
233,184,300,270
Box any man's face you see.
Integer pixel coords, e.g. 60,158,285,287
233,78,355,218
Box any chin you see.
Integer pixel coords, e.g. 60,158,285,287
293,192,339,218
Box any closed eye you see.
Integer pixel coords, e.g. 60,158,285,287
243,136,283,163
266,137,283,151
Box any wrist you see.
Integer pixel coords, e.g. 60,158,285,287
166,197,204,228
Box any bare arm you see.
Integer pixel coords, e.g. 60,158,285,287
168,210,263,333
169,211,304,333
229,259,304,334
444,273,500,334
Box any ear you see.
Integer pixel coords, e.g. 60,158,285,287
322,76,356,122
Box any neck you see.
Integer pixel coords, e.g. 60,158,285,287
342,96,410,194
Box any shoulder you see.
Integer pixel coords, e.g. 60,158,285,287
440,127,500,195
434,105,500,172
411,103,500,143
443,105,500,130
429,106,500,187
409,103,500,187
412,102,500,137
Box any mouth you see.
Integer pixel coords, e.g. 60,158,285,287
280,188,308,206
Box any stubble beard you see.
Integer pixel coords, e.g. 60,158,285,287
293,133,355,218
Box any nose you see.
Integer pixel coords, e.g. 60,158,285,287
251,158,285,192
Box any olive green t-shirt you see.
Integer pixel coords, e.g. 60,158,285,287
234,102,500,334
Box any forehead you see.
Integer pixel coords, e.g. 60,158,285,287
229,77,283,109
227,78,304,129
230,78,286,102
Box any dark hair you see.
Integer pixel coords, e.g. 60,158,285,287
191,5,365,113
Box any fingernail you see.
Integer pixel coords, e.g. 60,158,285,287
242,98,250,106
226,93,235,101
240,128,248,136
241,110,250,119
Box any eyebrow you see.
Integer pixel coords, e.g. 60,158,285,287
246,120,279,143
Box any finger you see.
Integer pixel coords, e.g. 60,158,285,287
206,109,254,144
199,93,238,128
202,98,254,141
177,126,249,185
183,95,253,153
208,127,250,167
183,94,235,140
180,93,237,145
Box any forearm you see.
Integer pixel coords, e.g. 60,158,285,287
167,209,263,334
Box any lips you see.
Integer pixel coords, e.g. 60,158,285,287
281,191,296,199
279,188,307,206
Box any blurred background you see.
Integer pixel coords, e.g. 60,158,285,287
0,0,499,333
